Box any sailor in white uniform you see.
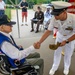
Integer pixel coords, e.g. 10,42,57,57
37,1,75,75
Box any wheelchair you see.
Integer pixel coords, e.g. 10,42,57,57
0,53,39,75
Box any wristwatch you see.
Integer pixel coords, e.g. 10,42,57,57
66,39,69,44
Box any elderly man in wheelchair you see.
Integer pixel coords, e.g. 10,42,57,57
0,15,44,75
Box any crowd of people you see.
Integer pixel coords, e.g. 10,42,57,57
0,0,75,75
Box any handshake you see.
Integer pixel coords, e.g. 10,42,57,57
33,42,41,49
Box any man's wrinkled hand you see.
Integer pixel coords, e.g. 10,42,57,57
33,42,40,49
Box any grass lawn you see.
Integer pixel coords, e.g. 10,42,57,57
5,8,11,19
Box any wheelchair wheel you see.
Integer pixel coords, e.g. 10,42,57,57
0,59,10,75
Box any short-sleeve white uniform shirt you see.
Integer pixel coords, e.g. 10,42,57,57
48,13,75,36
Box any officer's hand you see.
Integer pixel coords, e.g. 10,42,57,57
60,40,66,46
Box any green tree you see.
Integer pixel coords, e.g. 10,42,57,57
6,0,62,5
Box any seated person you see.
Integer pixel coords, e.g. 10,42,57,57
0,15,44,75
30,6,44,33
44,6,53,30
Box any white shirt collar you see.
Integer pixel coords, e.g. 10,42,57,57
0,31,11,39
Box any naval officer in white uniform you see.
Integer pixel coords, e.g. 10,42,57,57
36,1,75,75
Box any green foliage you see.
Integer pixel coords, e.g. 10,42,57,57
5,8,11,19
37,0,45,4
5,0,50,4
5,0,20,4
6,0,62,5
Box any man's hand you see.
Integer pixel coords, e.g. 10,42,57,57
33,42,40,49
60,40,66,46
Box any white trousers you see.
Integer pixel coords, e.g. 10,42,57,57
51,32,75,71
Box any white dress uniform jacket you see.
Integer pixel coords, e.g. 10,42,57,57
48,13,75,71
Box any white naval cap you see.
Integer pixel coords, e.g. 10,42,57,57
51,1,72,9
51,1,72,15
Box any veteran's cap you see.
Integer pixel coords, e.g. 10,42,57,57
0,15,16,25
51,1,72,15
